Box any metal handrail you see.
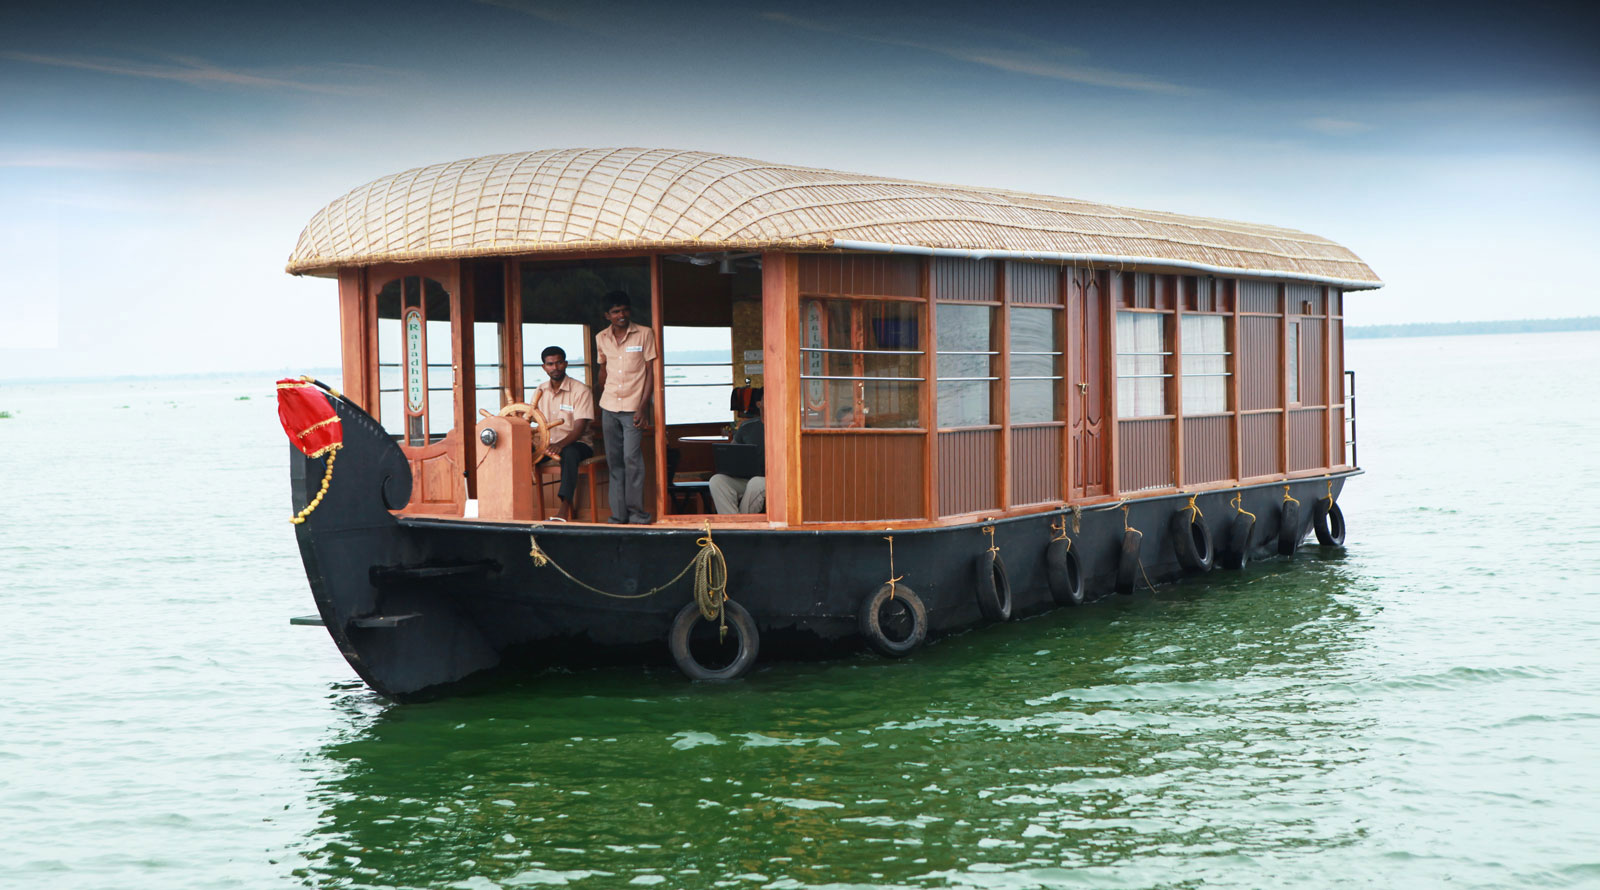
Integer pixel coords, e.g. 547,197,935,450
1344,369,1358,468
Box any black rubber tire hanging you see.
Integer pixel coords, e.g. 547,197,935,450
1219,510,1255,570
668,600,760,681
1277,498,1303,556
975,550,1012,621
1116,527,1143,595
1169,508,1215,573
858,582,928,657
1313,500,1346,547
1045,538,1085,606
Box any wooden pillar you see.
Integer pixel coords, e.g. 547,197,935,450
452,261,477,497
1058,266,1072,505
1104,271,1120,498
336,267,375,411
649,254,668,521
921,258,937,519
503,258,523,404
761,252,801,526
1229,279,1243,482
997,262,1012,510
1279,284,1290,478
1324,285,1335,468
1171,276,1184,490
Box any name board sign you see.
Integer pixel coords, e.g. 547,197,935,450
405,308,425,413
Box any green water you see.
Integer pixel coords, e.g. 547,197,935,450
3,332,1598,889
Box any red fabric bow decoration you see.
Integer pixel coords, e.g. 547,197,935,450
277,378,343,458
277,377,344,524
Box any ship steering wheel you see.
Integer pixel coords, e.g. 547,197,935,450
490,402,563,458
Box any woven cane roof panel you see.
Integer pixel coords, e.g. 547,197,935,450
287,147,1379,287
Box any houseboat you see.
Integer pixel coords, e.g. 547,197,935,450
280,148,1376,700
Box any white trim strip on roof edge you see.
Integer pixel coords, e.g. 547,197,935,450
830,239,1383,291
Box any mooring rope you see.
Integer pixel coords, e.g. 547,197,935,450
527,523,728,634
1229,492,1257,522
1119,501,1156,593
883,535,903,598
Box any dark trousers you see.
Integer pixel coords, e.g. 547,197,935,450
601,408,649,522
550,441,593,504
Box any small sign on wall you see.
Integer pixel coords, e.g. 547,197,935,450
744,349,764,361
745,362,764,375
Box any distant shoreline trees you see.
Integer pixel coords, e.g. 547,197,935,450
1347,317,1600,339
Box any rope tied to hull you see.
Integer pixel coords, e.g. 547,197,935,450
883,535,903,598
1282,485,1300,506
692,523,729,638
1324,479,1335,508
527,524,728,629
1071,505,1082,535
1229,492,1257,522
1120,502,1139,535
1183,494,1203,522
983,525,999,555
1050,515,1071,543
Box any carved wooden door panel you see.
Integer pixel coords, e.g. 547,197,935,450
1067,270,1107,500
375,272,465,515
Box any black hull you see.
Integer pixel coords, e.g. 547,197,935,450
292,397,1354,701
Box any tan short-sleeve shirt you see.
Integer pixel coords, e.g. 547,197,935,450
532,376,597,450
595,323,658,413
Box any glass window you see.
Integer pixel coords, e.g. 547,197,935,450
937,304,996,428
522,323,590,398
474,320,503,410
519,258,650,393
376,276,452,445
1009,307,1061,423
1181,315,1229,415
663,326,733,424
800,298,923,429
1116,311,1168,418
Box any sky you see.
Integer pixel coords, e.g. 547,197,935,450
1,0,1597,379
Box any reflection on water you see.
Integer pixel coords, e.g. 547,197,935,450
299,557,1371,888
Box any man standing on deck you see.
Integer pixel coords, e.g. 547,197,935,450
594,291,657,524
531,345,596,521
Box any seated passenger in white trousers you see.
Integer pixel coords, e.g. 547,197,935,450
710,474,765,514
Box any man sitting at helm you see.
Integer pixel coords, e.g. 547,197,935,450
709,401,765,515
531,345,596,521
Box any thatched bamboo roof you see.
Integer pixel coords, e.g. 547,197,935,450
287,147,1381,288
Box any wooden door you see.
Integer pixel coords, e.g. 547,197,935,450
373,269,466,515
1067,270,1107,499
